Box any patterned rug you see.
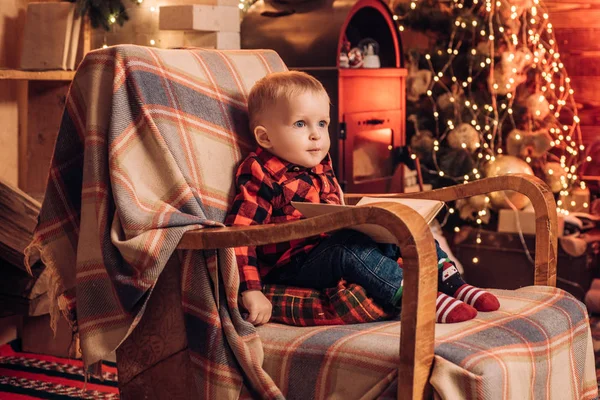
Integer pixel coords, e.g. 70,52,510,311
0,342,119,399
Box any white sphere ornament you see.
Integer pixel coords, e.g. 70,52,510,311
484,155,534,209
525,94,550,120
447,123,480,153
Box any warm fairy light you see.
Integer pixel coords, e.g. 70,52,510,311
397,0,585,210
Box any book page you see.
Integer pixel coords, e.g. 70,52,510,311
292,198,445,244
356,197,444,225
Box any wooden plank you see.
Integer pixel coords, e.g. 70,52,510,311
569,76,600,107
581,126,600,146
561,53,600,76
24,81,69,200
545,7,600,29
554,29,600,52
0,178,41,270
0,69,76,81
17,80,28,190
574,105,600,126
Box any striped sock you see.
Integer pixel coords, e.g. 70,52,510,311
436,292,477,323
454,284,500,312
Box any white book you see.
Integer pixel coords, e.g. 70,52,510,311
292,197,445,244
66,11,82,70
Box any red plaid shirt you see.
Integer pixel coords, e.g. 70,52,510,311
225,147,342,292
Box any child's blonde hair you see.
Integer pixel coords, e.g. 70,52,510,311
247,71,329,131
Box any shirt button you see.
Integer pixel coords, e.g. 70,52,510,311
292,166,300,172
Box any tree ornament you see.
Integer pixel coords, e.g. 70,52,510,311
490,50,532,95
542,162,567,193
484,155,534,209
410,129,435,159
525,93,550,120
436,84,463,110
447,123,480,153
497,0,533,31
348,48,364,68
506,129,553,158
456,195,491,223
407,69,433,101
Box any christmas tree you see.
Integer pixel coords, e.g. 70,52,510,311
68,0,141,31
394,0,591,222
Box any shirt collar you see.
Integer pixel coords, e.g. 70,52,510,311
255,147,332,181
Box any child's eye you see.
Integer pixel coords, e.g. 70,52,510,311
319,121,328,128
294,121,306,128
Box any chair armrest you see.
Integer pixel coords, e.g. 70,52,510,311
345,174,558,287
178,202,437,400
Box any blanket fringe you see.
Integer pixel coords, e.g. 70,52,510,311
24,239,79,358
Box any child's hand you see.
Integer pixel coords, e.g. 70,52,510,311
241,290,272,326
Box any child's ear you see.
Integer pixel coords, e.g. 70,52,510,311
254,126,272,148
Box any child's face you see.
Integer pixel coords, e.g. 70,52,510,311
254,90,331,168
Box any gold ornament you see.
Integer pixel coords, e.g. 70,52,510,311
484,155,534,209
542,162,567,193
506,128,553,158
447,123,480,153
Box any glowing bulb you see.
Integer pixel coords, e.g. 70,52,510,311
472,257,479,263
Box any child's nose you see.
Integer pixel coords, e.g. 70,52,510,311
309,129,321,140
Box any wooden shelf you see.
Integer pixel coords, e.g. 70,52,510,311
0,69,76,81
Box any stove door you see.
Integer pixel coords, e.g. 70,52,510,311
342,109,404,193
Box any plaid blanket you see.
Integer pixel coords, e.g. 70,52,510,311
258,286,598,399
25,45,288,399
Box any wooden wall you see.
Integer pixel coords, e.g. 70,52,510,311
0,0,28,186
547,0,600,149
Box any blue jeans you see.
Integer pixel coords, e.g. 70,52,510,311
265,229,403,307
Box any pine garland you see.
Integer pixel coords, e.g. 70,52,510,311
66,0,140,31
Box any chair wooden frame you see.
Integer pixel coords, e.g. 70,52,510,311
116,173,557,400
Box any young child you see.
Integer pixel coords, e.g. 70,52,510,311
225,71,499,326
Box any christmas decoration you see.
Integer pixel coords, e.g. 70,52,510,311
348,47,364,68
447,123,480,153
484,155,534,209
506,128,553,158
542,161,567,193
394,0,592,220
68,0,140,31
359,38,381,68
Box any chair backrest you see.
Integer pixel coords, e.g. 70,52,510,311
115,46,287,221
